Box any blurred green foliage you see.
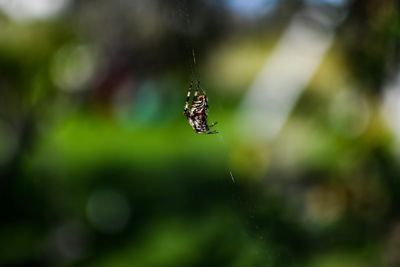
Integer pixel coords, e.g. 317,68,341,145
0,0,400,267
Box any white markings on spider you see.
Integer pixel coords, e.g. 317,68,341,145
183,80,218,134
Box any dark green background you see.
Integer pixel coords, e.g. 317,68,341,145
0,0,400,266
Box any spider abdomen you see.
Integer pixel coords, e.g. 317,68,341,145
183,80,218,134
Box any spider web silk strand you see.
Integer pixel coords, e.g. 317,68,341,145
218,134,236,184
181,0,199,82
181,0,236,184
192,48,197,65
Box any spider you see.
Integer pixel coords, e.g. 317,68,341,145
183,80,218,134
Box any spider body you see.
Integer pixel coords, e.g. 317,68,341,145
183,80,218,134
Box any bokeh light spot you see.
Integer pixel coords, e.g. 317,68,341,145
51,44,97,92
86,189,131,234
328,90,370,138
0,0,69,21
306,0,347,7
225,0,277,17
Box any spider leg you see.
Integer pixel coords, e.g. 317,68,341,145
193,80,199,100
206,130,218,134
209,121,218,128
184,80,194,115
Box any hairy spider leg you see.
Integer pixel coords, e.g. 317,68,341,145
193,80,199,100
184,80,194,115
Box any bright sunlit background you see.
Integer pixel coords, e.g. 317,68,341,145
1,0,400,266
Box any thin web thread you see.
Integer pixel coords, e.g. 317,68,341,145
179,4,273,264
181,0,198,82
218,134,236,183
180,0,235,184
178,2,277,264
